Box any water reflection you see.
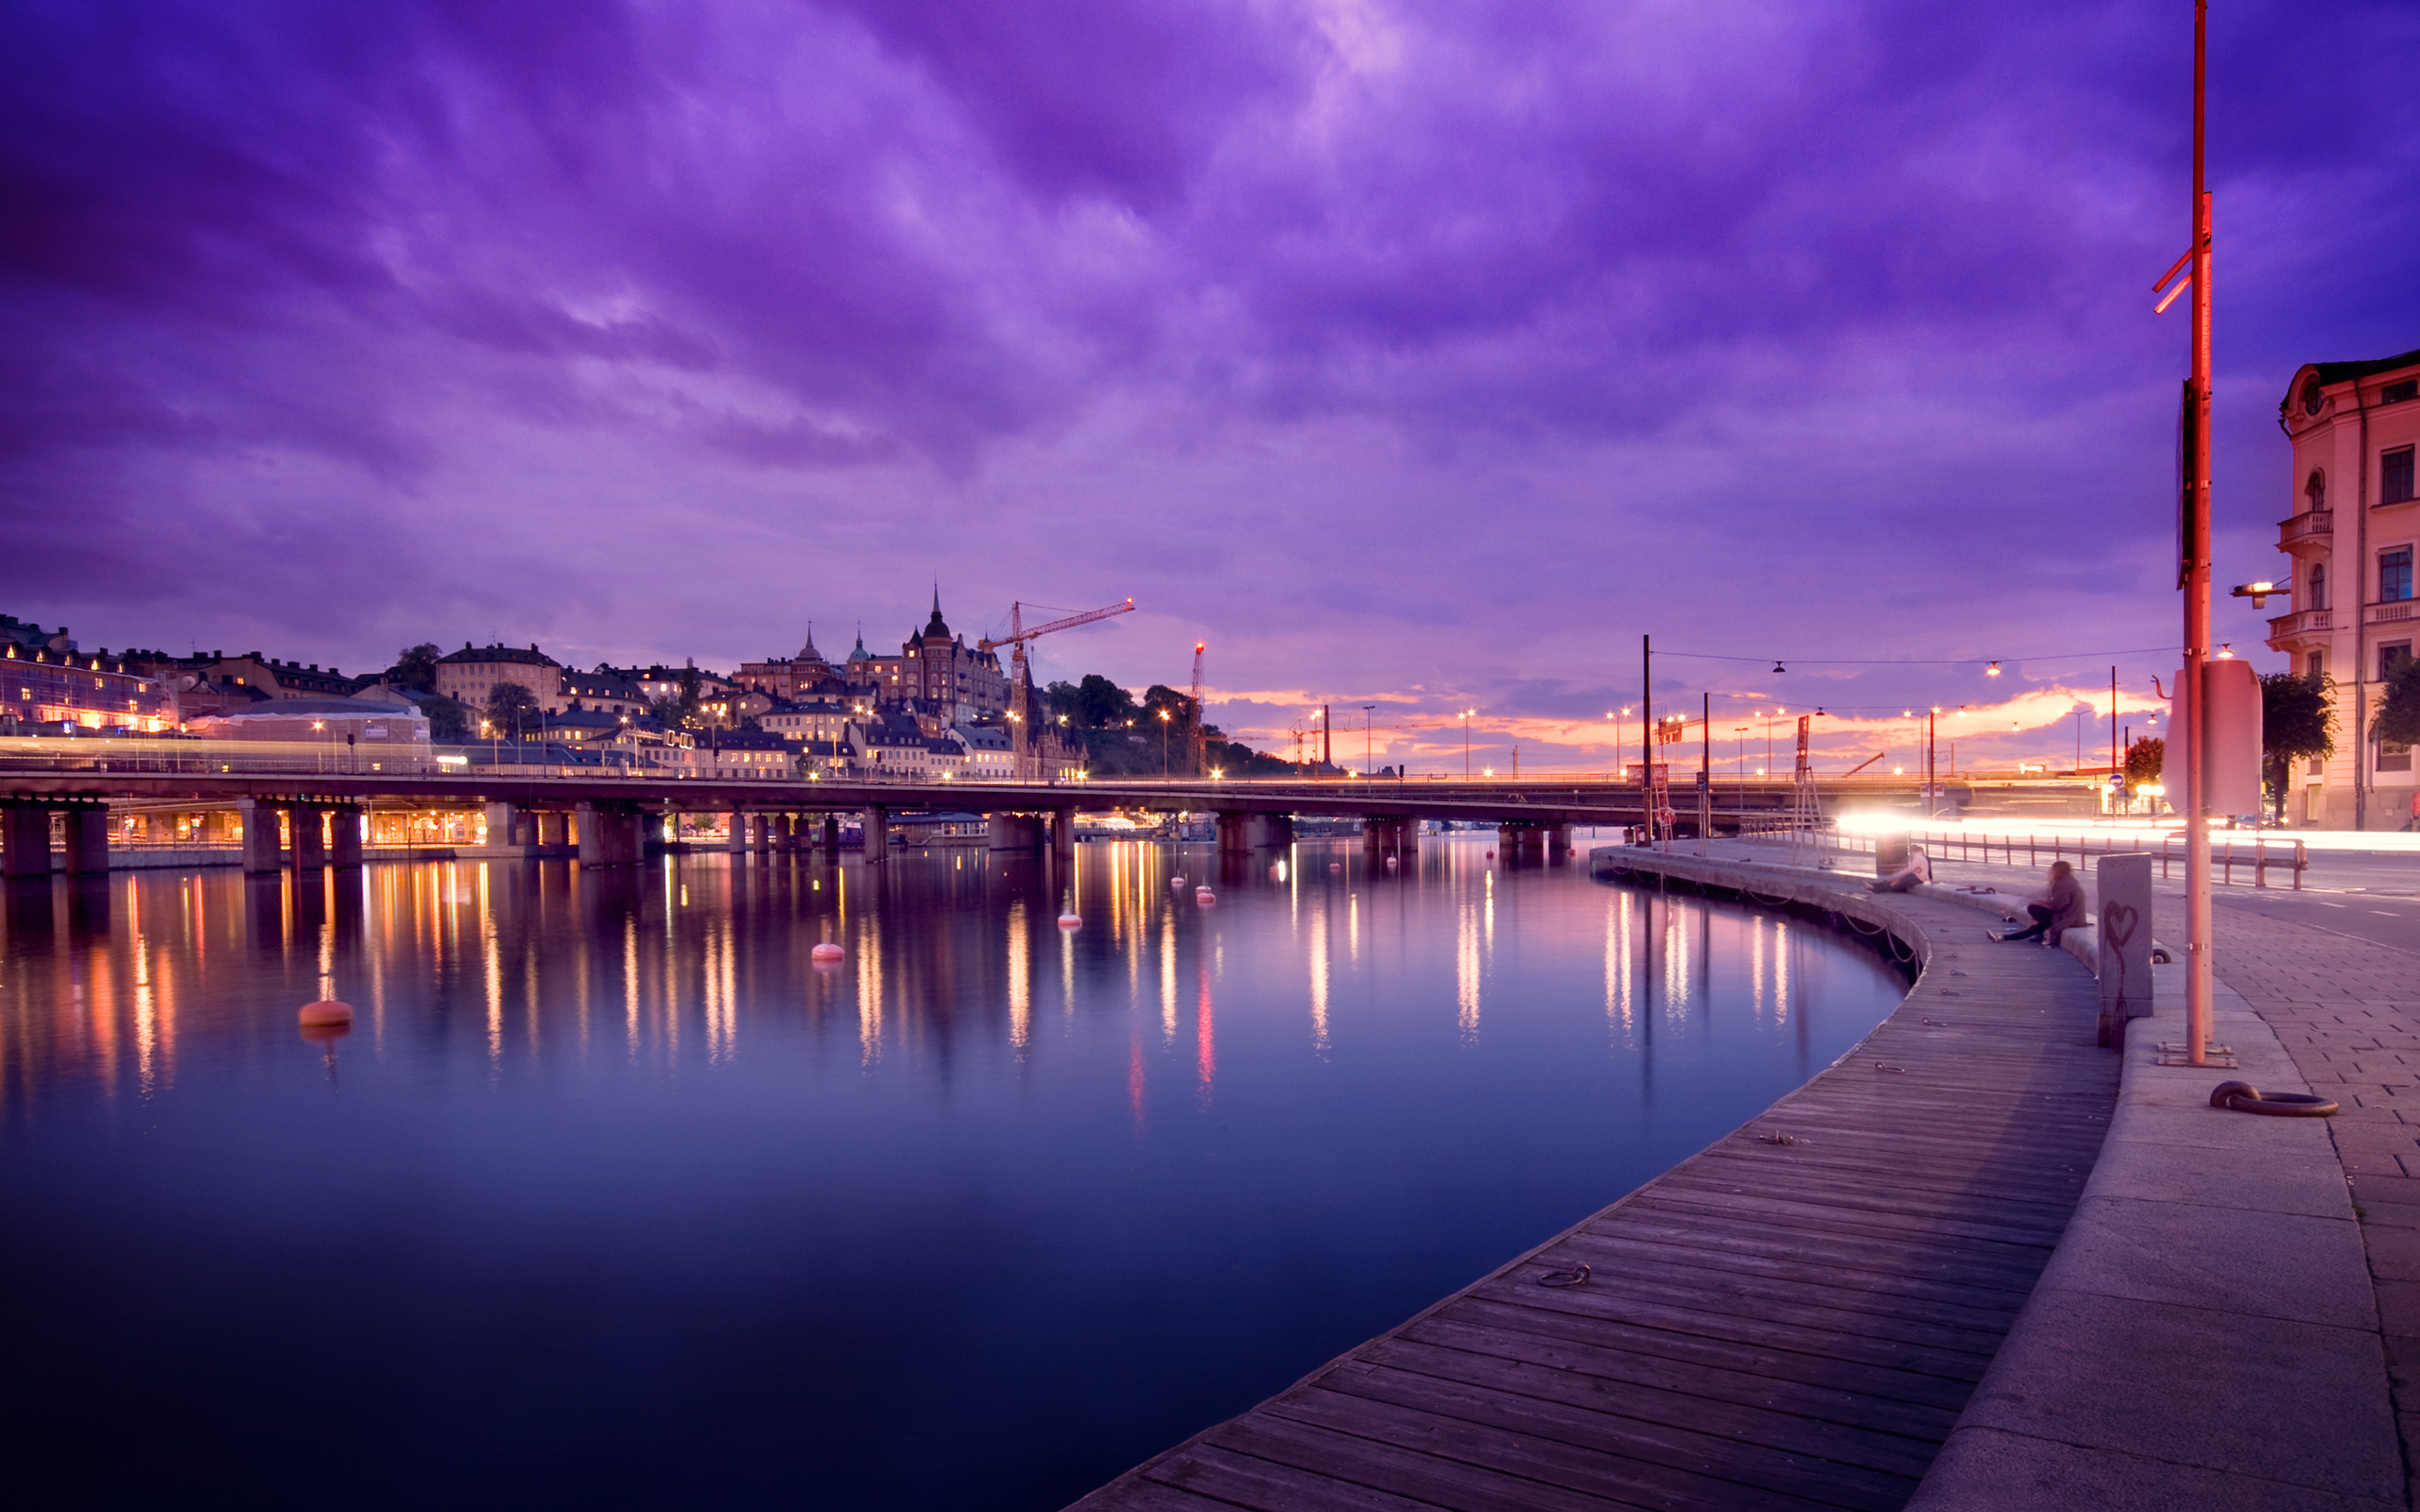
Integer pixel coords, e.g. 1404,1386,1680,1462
0,838,1905,1512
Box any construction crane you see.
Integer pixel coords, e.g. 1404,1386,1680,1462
978,597,1136,779
1188,641,1206,776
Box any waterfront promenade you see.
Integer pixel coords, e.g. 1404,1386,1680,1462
1072,856,2119,1510
1070,838,2416,1510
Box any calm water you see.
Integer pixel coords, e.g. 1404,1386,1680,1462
0,836,1906,1509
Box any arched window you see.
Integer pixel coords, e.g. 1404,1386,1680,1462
2309,560,2327,611
2308,470,2327,511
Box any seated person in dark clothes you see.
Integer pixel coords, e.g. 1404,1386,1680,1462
1867,845,1931,893
1992,860,2085,944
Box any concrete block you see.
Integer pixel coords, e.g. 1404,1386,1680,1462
2084,1125,2355,1219
1909,1424,2401,1512
1947,1288,2398,1500
2039,1194,2375,1331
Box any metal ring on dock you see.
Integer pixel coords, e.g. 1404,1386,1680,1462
2207,1080,2339,1118
1537,1264,1591,1288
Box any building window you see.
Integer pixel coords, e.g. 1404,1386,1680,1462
2385,643,2413,681
2309,561,2326,610
2307,650,2325,679
2384,549,2415,605
2386,379,2419,405
2308,470,2327,510
2388,447,2417,507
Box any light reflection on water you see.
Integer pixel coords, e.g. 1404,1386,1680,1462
0,836,1902,1510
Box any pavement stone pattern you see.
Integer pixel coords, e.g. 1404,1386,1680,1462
2209,905,2420,1508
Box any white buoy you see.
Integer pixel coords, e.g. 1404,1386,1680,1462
1194,887,1216,905
297,1000,354,1027
810,942,844,964
1385,854,1399,867
1058,913,1083,929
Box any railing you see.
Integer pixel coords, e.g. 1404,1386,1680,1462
2278,509,2334,546
2269,610,2331,638
2368,601,2420,627
1833,827,2307,889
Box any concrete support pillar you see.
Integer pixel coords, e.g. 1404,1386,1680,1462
771,814,798,853
578,802,644,868
726,812,749,854
862,806,890,862
3,804,54,879
821,813,840,852
237,799,282,874
1050,808,1078,862
484,801,520,850
1497,821,1569,863
988,813,1045,851
287,804,326,872
61,807,111,877
751,813,772,854
330,804,365,868
1221,812,1295,852
536,811,566,848
1360,816,1413,856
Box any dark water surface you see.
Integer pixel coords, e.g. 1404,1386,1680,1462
0,837,1906,1509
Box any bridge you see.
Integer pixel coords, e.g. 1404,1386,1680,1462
0,746,2097,877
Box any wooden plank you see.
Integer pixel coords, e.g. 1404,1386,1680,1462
1072,867,2119,1512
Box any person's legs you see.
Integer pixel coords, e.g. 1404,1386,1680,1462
1996,903,2053,942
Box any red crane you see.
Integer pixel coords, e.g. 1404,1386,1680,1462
1188,641,1206,776
978,597,1135,778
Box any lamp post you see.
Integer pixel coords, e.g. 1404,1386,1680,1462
1463,709,1477,779
1158,708,1171,778
1362,705,1375,778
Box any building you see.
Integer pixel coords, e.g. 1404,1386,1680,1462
436,643,568,713
759,698,855,744
2268,344,2420,829
1,642,181,733
561,667,647,718
184,692,434,769
743,599,1008,728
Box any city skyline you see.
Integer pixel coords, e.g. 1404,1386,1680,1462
5,1,2417,771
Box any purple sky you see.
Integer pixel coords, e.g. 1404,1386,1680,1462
6,0,2417,773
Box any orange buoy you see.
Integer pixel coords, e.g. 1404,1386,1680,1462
810,942,844,964
297,1000,354,1027
1057,913,1083,928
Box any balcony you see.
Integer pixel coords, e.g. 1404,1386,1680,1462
2368,600,2420,627
2278,510,2334,550
2268,610,2331,644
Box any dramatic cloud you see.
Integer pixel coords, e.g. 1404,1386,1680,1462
3,0,2415,766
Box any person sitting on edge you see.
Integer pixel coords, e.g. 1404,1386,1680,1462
1867,845,1931,893
1992,859,2085,944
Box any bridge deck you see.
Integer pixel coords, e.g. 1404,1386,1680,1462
1068,854,2117,1512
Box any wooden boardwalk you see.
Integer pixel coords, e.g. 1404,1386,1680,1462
1070,855,2118,1512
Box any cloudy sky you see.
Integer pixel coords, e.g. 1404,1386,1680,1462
6,0,2417,773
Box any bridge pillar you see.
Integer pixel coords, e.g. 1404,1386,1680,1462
821,813,841,852
330,804,365,868
1220,813,1294,852
862,806,890,862
237,799,282,874
578,802,644,868
287,804,326,872
989,813,1045,851
1360,816,1414,856
530,810,562,848
725,812,748,855
1050,808,1078,862
484,802,520,849
61,805,111,877
3,804,54,878
751,812,772,855
1498,821,1570,864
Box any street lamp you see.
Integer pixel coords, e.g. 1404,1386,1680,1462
1158,707,1172,778
1362,705,1376,778
1462,709,1477,778
2231,581,2277,609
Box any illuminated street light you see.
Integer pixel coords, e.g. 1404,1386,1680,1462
2231,581,2278,609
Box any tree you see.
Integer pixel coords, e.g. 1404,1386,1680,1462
2377,656,2420,747
423,695,474,743
1074,673,1134,730
2124,736,2164,794
2261,670,2335,822
646,695,683,728
389,643,441,693
484,681,540,739
677,661,702,725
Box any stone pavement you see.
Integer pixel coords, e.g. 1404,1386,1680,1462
1741,835,2420,1505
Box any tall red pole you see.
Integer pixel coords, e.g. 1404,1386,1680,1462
2182,0,2215,1062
